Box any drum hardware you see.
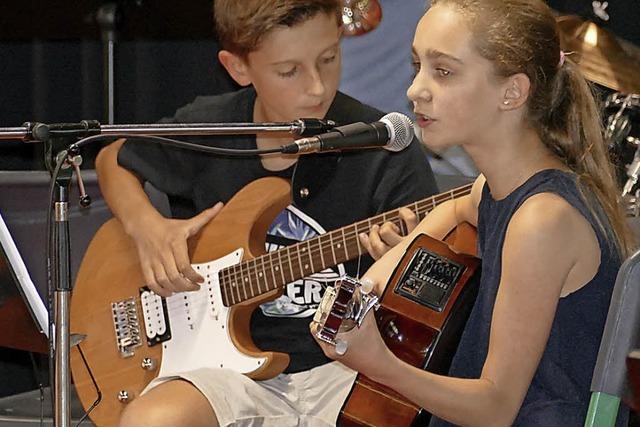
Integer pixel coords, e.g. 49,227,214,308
603,92,640,193
624,191,640,218
605,94,635,142
622,146,640,198
341,0,382,36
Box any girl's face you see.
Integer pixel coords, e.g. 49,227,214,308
407,5,510,152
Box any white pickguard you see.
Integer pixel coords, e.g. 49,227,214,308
155,248,268,378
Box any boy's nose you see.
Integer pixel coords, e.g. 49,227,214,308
307,69,326,97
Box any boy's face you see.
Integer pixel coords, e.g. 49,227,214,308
237,12,342,123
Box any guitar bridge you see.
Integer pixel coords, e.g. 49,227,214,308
111,297,142,358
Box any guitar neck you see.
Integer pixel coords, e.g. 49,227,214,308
218,183,473,306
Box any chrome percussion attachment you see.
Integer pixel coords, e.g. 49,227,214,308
312,276,379,347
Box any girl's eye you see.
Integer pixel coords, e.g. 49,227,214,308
436,68,451,77
278,68,297,78
412,61,421,74
321,55,337,64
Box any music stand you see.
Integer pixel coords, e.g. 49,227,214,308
0,211,48,354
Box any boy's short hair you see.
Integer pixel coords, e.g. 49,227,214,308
214,0,341,57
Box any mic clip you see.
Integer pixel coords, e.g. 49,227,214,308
296,118,337,137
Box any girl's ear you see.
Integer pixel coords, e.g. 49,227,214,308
500,73,531,110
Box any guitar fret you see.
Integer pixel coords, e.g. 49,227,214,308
318,234,327,270
251,259,261,300
286,246,296,283
329,232,337,265
354,223,362,256
217,183,474,305
307,240,314,273
219,269,228,305
241,261,250,301
344,227,351,259
268,253,277,291
299,243,310,275
275,250,286,287
241,261,250,302
226,266,236,304
294,243,305,278
254,260,262,294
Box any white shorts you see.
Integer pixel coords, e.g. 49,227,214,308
144,362,357,427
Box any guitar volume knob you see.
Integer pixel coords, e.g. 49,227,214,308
141,357,157,371
117,390,131,403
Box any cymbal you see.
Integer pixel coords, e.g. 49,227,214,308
557,15,640,94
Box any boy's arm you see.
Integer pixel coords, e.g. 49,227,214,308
96,139,164,234
95,140,222,296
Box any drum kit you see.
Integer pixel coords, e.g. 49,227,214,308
555,14,640,217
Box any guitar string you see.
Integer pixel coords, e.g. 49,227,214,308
218,184,473,303
105,184,474,317
161,183,472,311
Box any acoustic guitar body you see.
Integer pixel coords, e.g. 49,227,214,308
339,224,481,426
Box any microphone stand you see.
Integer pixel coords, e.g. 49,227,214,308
0,119,334,142
0,118,334,427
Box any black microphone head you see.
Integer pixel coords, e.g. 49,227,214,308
379,112,414,152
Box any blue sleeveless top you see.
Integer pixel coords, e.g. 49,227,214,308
429,169,623,426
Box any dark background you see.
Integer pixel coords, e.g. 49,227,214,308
0,3,638,424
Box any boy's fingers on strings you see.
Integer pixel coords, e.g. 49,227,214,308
172,238,204,285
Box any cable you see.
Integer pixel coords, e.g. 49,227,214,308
70,134,287,156
46,155,66,419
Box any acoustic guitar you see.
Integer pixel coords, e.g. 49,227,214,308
313,226,481,426
69,176,472,426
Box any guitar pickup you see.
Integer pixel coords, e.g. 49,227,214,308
140,287,172,347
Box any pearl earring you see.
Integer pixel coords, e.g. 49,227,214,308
503,100,510,105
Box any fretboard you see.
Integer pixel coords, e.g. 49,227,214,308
218,183,473,306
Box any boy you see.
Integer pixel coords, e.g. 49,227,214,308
96,0,437,425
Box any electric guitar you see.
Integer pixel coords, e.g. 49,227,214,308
70,176,473,426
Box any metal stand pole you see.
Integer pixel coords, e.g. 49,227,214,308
96,3,120,125
52,166,73,427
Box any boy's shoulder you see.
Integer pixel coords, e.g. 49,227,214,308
167,87,256,123
328,91,385,125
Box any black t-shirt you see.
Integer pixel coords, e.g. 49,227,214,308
119,86,438,372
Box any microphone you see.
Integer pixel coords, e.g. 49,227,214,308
281,112,414,154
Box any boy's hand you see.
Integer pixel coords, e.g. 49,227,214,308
128,202,224,297
358,207,418,260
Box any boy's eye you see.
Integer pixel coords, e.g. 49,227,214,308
278,67,297,78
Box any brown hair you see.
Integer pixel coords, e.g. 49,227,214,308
432,0,635,256
214,0,341,57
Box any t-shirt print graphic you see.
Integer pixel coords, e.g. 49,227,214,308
260,205,346,318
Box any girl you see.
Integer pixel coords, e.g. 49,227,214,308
314,0,635,425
